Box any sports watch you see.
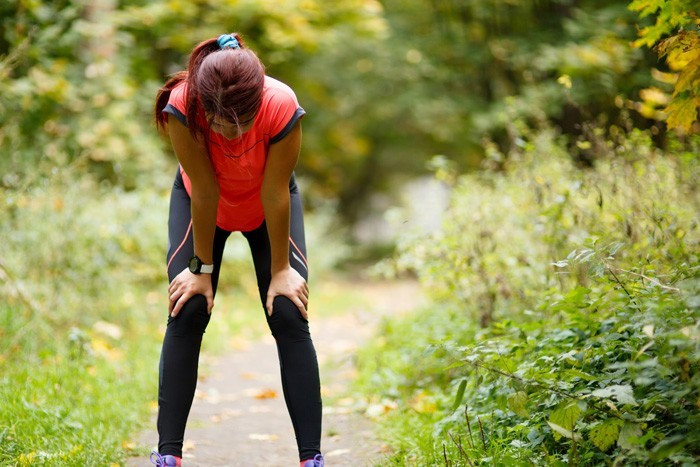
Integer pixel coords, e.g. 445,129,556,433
188,255,214,274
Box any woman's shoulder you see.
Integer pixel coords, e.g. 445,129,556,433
170,80,189,102
165,80,190,116
262,76,299,105
259,76,305,141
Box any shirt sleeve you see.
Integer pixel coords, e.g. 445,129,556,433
163,82,188,127
268,87,306,144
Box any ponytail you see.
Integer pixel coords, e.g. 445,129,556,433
154,71,187,132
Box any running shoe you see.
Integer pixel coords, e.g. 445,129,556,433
150,450,182,466
300,454,324,467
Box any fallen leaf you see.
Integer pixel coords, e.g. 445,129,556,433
182,440,196,452
253,388,278,400
365,399,398,418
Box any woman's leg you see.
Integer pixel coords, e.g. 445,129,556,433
157,171,231,457
242,176,322,461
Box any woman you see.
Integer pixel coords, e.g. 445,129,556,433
151,33,323,467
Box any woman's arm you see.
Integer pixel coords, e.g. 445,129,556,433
167,117,219,316
261,121,309,318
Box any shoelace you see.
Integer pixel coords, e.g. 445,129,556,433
150,451,165,466
307,454,324,466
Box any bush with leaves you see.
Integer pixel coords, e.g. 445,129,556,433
359,127,700,465
629,0,700,133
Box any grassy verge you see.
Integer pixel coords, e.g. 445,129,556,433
0,173,170,466
0,304,162,466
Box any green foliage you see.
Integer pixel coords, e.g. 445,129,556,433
303,0,661,222
2,171,167,326
0,0,690,225
0,167,170,465
0,0,167,190
357,127,700,465
629,0,700,133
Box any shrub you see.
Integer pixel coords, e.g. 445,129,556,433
359,127,700,465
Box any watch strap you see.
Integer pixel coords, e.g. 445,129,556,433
200,263,214,274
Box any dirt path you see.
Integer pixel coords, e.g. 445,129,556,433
127,280,423,466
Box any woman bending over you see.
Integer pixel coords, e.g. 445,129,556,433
151,33,323,467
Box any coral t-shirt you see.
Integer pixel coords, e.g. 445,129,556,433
163,76,305,232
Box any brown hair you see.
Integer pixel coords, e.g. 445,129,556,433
154,33,265,138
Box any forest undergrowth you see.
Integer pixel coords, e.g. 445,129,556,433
358,126,700,466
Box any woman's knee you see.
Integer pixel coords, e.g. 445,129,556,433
267,295,310,341
167,294,211,336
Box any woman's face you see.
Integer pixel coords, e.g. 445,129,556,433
208,113,256,140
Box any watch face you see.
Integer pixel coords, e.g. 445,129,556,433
188,255,201,273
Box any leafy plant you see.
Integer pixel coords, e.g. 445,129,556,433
629,0,700,132
357,126,700,465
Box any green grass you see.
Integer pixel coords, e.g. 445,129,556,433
0,301,162,466
0,175,171,466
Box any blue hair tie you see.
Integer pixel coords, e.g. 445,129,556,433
217,34,240,50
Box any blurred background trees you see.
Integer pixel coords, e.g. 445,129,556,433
3,0,696,223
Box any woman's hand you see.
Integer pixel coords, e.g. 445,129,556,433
266,266,309,320
168,268,214,317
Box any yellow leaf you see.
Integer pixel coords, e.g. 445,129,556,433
507,391,530,418
558,75,572,89
182,439,196,452
589,419,623,452
665,95,700,133
253,388,278,400
639,87,670,106
409,391,437,414
673,57,700,97
365,399,398,418
549,401,583,441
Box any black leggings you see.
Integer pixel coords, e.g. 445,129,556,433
157,171,322,461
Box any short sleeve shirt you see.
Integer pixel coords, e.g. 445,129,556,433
163,76,305,232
